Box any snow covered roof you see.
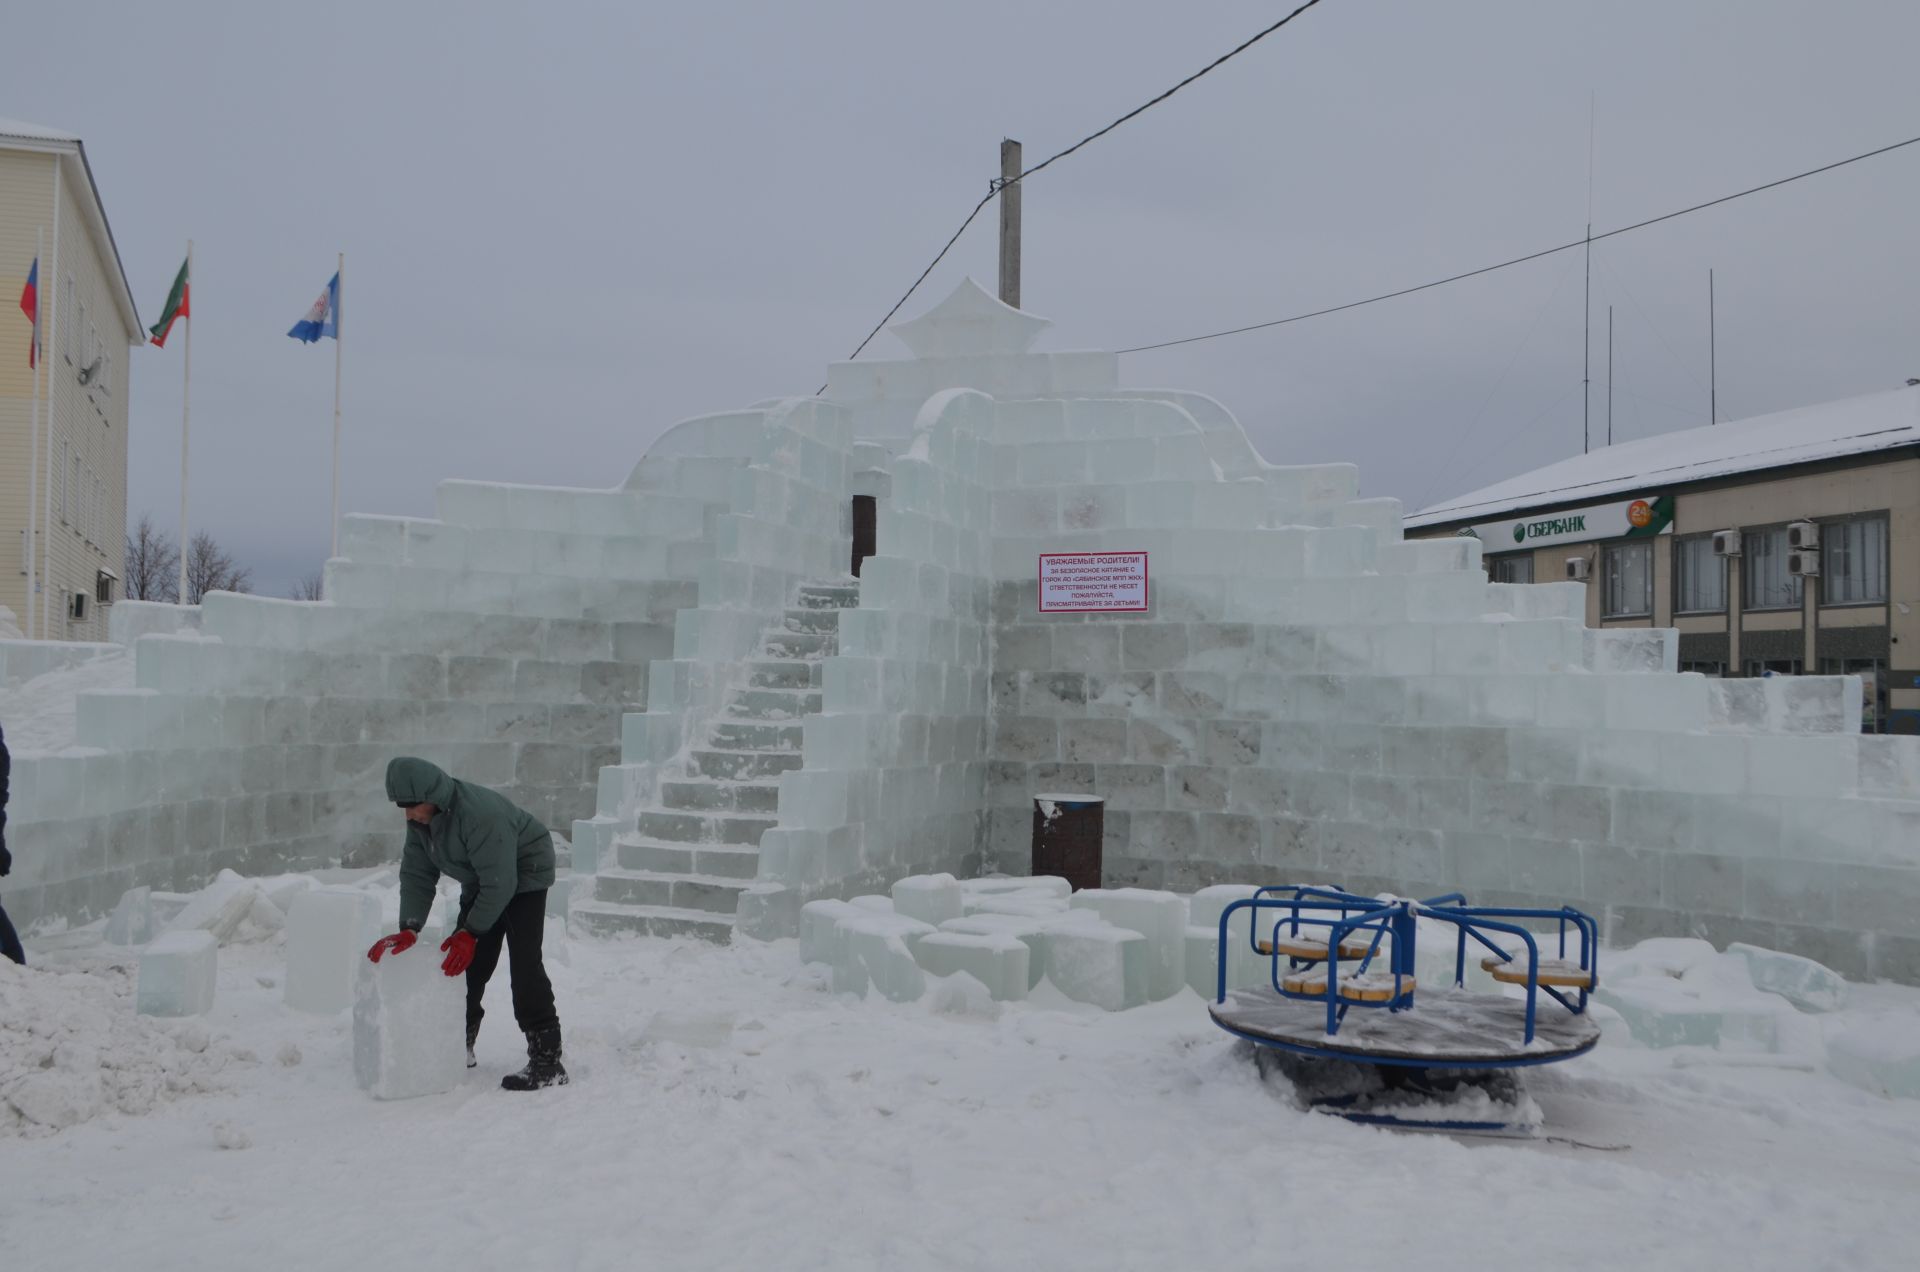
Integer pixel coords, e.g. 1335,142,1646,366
0,118,142,338
1408,384,1920,527
0,117,82,144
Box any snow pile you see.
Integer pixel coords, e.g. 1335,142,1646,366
0,957,240,1138
0,646,132,755
0,604,22,639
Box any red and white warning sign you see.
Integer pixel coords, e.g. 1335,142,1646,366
1037,550,1149,613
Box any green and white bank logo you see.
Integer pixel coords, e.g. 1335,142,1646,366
1459,496,1671,551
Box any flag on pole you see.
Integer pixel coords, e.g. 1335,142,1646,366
288,271,340,343
18,257,38,367
149,257,190,347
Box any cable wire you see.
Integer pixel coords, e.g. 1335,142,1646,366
827,0,1329,381
1119,132,1920,355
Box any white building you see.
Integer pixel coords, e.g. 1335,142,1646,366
0,118,141,641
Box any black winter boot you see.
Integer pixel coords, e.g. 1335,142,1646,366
466,1022,480,1070
501,1026,567,1091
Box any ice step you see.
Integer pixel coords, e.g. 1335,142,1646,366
761,630,835,660
747,659,821,689
782,608,843,635
660,779,781,813
690,748,805,780
796,584,860,610
616,837,761,879
709,719,804,751
729,688,823,720
593,869,753,914
636,808,776,845
570,900,735,944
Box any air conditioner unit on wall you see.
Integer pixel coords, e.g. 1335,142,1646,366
1712,529,1742,556
1565,557,1591,581
1787,520,1821,550
1788,549,1821,577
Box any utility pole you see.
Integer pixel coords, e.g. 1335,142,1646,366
998,138,1022,309
1709,268,1718,425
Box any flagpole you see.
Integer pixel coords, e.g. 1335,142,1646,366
42,161,62,639
331,251,343,560
177,239,193,605
24,227,43,638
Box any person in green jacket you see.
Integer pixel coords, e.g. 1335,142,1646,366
365,756,567,1090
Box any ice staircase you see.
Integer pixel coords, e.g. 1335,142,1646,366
570,580,859,942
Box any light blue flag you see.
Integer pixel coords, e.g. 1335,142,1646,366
288,271,340,342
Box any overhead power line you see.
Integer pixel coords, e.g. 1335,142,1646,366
1119,132,1920,355
830,0,1329,372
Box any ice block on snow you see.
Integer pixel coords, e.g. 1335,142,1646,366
1070,888,1186,1001
105,886,157,946
844,919,928,1002
891,873,963,926
354,943,465,1099
135,930,218,1017
284,887,384,1014
914,931,1030,1001
1047,923,1149,1011
1729,942,1849,1014
1827,1013,1920,1099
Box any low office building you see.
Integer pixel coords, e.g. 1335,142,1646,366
1,118,142,641
1407,384,1920,731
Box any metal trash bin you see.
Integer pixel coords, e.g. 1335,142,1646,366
1032,793,1104,892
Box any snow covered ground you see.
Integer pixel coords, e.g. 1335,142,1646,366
4,878,1920,1272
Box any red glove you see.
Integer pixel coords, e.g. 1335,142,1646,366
440,929,478,977
366,930,417,964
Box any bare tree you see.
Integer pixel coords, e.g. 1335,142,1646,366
123,514,181,603
183,530,253,604
289,571,326,602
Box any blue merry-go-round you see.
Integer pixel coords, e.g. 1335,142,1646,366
1208,885,1601,1132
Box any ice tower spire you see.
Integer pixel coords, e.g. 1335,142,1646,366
888,276,1050,358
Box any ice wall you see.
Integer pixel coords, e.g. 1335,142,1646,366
1,454,733,930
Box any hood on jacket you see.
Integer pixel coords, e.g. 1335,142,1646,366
386,756,458,810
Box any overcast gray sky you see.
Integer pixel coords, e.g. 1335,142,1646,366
9,1,1919,595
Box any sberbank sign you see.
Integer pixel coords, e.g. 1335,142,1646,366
1461,494,1674,551
1511,514,1586,543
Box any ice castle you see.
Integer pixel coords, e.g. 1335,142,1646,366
5,279,1918,981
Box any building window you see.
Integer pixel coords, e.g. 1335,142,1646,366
1822,516,1886,605
1743,526,1802,611
1602,541,1653,618
1489,554,1533,584
1745,658,1803,677
1674,535,1726,614
1679,660,1727,677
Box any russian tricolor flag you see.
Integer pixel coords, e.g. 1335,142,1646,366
288,270,339,343
19,256,38,367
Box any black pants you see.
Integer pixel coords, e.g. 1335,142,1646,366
0,899,22,965
464,889,557,1040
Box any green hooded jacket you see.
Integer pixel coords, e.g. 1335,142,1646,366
387,757,554,935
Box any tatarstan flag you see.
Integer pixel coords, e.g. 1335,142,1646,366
149,257,189,347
